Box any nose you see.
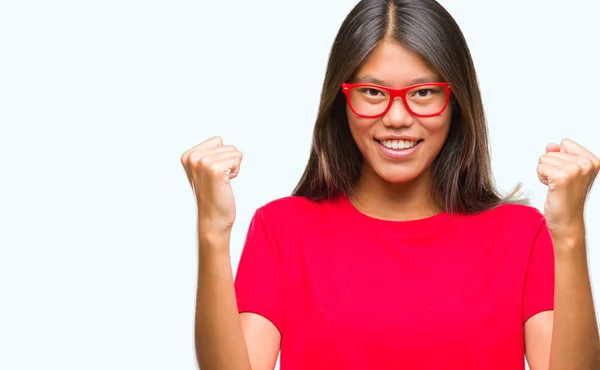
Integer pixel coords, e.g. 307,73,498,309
382,97,414,128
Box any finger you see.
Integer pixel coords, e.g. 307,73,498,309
546,143,561,153
181,137,227,166
183,136,224,159
544,151,595,174
211,156,243,181
182,143,238,189
185,145,239,178
194,150,243,180
211,157,243,180
190,147,241,171
197,145,238,158
537,163,552,185
537,163,569,187
539,153,580,173
196,149,243,164
196,136,224,150
560,138,600,165
559,141,566,153
544,151,581,163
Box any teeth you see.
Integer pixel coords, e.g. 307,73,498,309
381,140,418,150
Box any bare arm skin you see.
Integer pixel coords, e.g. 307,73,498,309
194,232,252,370
549,232,599,369
525,233,600,370
194,232,281,370
527,139,600,369
182,137,281,370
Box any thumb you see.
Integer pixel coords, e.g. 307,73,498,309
559,141,567,153
546,143,560,153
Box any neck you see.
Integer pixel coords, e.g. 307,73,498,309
350,164,439,221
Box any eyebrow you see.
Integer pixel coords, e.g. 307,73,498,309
353,75,440,86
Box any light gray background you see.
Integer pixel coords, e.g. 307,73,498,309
1,1,599,369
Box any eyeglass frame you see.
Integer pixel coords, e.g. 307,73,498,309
341,82,453,118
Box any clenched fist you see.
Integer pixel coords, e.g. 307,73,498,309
537,138,600,241
181,136,243,237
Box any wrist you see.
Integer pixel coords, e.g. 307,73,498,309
550,220,585,240
550,221,586,254
198,224,231,251
198,218,233,236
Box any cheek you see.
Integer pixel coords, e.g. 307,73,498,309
346,110,374,144
423,112,452,146
427,119,451,139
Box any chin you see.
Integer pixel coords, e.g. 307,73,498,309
372,164,427,184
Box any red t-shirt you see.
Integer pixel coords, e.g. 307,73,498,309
234,194,555,370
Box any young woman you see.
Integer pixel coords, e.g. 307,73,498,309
182,0,600,369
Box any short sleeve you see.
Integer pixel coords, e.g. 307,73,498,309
523,217,555,322
234,207,284,333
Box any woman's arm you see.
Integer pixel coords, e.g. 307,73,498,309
195,231,280,370
529,138,600,369
240,313,281,370
525,228,599,370
549,228,600,369
182,137,281,370
195,232,252,370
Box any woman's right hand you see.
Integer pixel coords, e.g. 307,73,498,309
180,136,243,239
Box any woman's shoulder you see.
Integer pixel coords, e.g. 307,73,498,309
465,202,547,236
489,202,545,223
245,196,339,242
253,195,335,222
258,195,318,210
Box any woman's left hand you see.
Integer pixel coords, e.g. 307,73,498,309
537,138,600,241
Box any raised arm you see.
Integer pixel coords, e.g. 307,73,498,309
182,136,280,370
531,139,600,369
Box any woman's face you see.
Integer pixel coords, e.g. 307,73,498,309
346,41,453,184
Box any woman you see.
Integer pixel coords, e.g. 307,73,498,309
182,0,600,369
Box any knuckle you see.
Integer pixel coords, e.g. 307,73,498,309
579,158,593,174
207,135,222,144
197,154,211,168
580,157,593,167
189,151,200,161
214,138,224,148
188,152,199,165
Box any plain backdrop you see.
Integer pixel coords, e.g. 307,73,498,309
1,0,599,369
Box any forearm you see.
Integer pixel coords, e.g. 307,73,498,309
550,229,600,370
194,231,252,370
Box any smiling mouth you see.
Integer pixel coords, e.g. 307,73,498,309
375,139,423,150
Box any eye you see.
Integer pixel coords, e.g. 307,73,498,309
357,87,385,97
415,89,433,97
367,88,382,96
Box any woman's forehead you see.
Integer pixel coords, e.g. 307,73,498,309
355,41,440,87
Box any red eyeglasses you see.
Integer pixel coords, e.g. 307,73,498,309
341,82,452,118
